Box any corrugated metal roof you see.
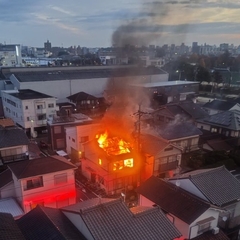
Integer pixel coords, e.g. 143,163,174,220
0,198,24,218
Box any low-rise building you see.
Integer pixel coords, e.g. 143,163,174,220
137,176,223,239
0,126,29,165
1,89,59,137
0,44,22,67
4,155,77,213
169,166,240,239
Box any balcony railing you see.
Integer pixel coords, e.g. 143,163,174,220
36,119,47,125
1,153,29,164
159,160,178,173
36,108,47,114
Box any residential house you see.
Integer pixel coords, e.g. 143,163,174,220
65,122,101,162
17,205,86,240
140,134,182,179
82,136,142,195
0,126,29,164
202,100,240,115
62,198,182,240
152,101,209,124
146,122,203,153
1,89,59,137
0,212,25,240
137,176,223,239
169,166,240,239
196,110,240,139
67,91,107,118
6,155,77,213
47,113,95,151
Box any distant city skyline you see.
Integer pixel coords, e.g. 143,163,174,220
1,0,240,48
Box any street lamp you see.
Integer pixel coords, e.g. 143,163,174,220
176,70,183,80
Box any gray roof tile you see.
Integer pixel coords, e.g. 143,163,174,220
0,127,29,148
62,198,181,240
8,155,76,179
172,166,240,207
136,176,210,224
17,205,86,240
0,212,25,240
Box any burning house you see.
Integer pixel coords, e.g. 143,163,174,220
82,130,142,195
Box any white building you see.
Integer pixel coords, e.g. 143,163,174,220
0,155,77,213
1,89,59,136
0,44,22,67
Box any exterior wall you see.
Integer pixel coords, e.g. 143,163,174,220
169,179,209,202
153,146,182,176
62,212,94,240
189,209,219,239
0,182,15,198
170,136,200,152
13,169,76,213
1,90,58,130
10,73,168,103
139,194,155,207
169,214,189,239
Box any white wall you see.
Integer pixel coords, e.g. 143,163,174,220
197,123,211,131
0,182,15,198
169,179,209,202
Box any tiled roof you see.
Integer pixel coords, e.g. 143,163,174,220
0,118,15,127
136,176,210,224
17,205,86,240
203,100,237,111
172,166,240,207
67,91,98,102
8,155,76,179
192,229,229,240
206,138,233,151
198,110,240,130
0,198,24,218
156,122,202,140
62,198,181,240
0,212,26,240
140,134,169,156
0,169,13,188
178,101,209,120
0,127,29,148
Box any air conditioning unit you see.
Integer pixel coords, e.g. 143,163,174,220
212,227,219,235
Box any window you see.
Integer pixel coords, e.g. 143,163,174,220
54,173,67,185
48,103,54,108
56,139,65,149
25,106,28,110
24,176,43,190
37,105,43,109
198,222,211,234
211,127,218,133
197,217,214,234
72,138,75,142
27,117,30,121
98,175,104,185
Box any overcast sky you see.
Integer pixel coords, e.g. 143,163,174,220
1,0,240,48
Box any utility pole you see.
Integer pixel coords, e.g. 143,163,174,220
133,104,150,152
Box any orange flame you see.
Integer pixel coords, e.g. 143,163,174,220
96,131,131,155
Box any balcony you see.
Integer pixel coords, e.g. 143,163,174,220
36,108,47,114
36,119,47,126
1,153,29,164
159,160,178,173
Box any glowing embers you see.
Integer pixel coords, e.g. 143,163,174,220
96,131,131,156
113,158,134,171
